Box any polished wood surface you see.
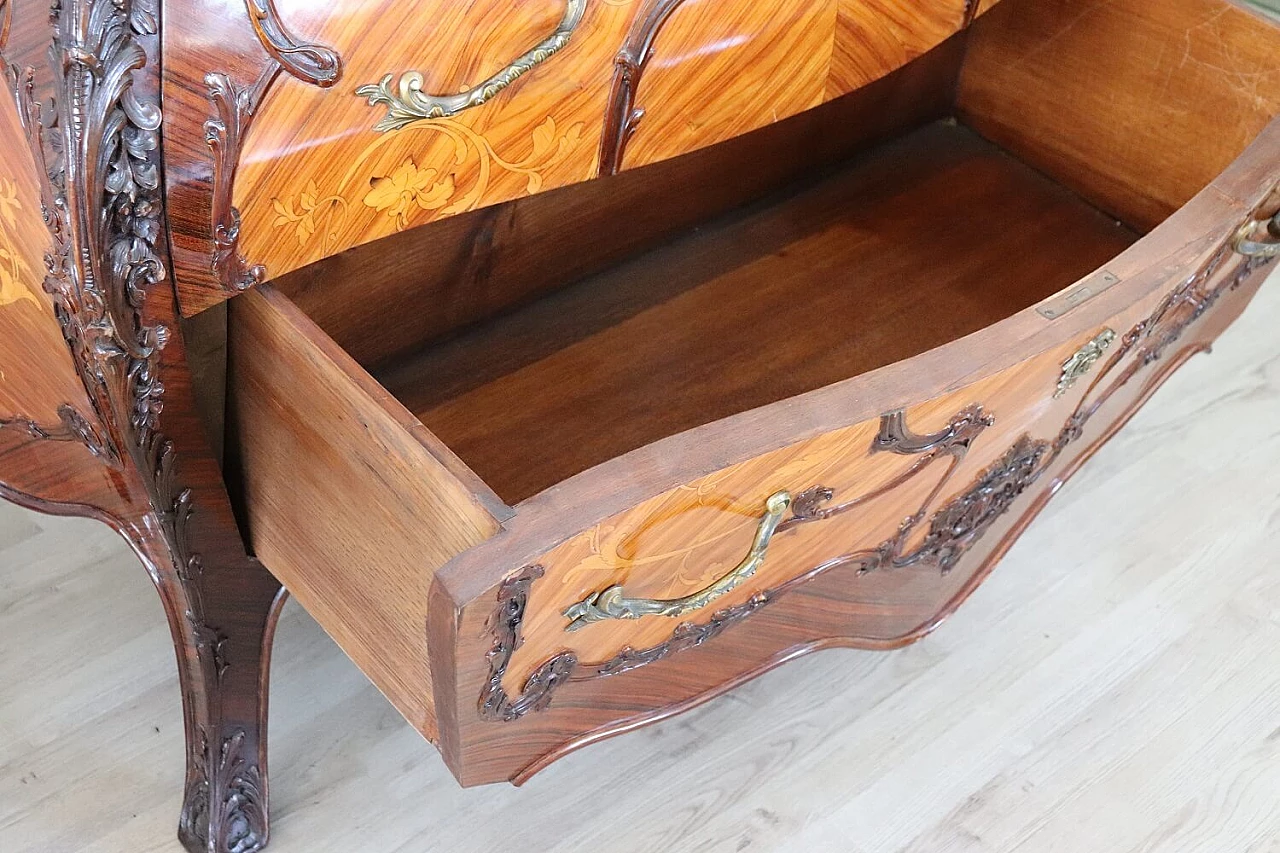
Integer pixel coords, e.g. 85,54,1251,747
1,5,288,850
0,79,94,438
494,340,1113,698
959,0,1280,231
383,122,1136,503
438,231,1278,788
228,285,508,738
3,0,1279,848
5,255,1280,853
160,0,981,313
428,117,1280,785
276,37,965,370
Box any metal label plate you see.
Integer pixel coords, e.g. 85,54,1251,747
1036,270,1121,320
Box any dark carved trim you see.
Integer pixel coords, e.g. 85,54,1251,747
205,73,267,294
181,728,266,853
0,405,117,463
27,2,274,849
874,404,994,455
597,0,692,177
962,0,981,27
597,593,772,678
784,405,993,532
480,565,579,721
243,0,343,88
203,7,341,295
506,212,1280,698
588,433,1048,680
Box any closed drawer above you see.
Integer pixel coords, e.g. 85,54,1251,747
224,0,1280,788
165,0,995,312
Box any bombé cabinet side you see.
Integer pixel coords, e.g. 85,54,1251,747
0,3,280,852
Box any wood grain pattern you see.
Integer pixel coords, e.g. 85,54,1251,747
610,0,836,170
958,0,1280,231
827,0,968,99
494,348,1083,697
2,1,1276,847
426,117,1280,786
227,285,509,739
437,235,1278,788
6,258,1280,847
158,0,977,312
384,123,1136,503
276,36,965,370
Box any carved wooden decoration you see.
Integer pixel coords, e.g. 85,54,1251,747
2,2,287,851
479,565,580,722
1,0,1279,847
204,4,342,295
481,221,1280,722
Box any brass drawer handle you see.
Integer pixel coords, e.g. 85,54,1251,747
563,491,793,632
1055,328,1116,398
358,0,588,132
1233,212,1280,259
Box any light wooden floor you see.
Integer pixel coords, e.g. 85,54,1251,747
3,267,1280,853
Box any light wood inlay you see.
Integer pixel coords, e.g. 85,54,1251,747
211,0,974,299
493,312,1163,693
0,81,96,433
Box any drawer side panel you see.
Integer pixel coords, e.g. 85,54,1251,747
228,285,507,738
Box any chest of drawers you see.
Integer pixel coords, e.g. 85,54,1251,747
1,0,1278,849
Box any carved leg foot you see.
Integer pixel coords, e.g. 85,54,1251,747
129,525,286,853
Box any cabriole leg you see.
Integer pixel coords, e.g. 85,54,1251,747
127,526,285,853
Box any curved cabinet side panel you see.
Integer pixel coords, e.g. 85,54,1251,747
6,5,289,849
0,33,129,516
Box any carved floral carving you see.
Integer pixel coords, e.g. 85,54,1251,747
206,74,267,293
488,215,1279,716
243,0,343,88
19,2,270,848
202,3,342,294
480,564,579,721
181,729,266,853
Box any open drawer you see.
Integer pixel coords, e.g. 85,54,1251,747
225,0,1280,788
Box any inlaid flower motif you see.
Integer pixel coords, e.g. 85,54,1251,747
272,180,324,245
0,179,39,310
363,158,455,229
269,115,585,252
0,179,18,229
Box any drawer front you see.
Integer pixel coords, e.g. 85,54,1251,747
164,0,978,313
430,172,1280,786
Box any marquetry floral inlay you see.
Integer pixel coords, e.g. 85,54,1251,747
269,115,584,253
0,178,38,310
363,158,456,229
